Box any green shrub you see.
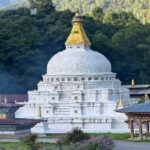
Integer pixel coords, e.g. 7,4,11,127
88,142,103,150
63,128,90,144
20,134,37,150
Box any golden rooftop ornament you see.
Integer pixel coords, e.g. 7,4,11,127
4,97,8,103
145,94,149,101
15,99,17,104
37,106,42,117
65,10,91,46
131,79,135,86
118,97,124,109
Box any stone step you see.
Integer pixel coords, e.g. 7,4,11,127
54,108,70,112
54,111,70,115
54,104,70,107
59,98,70,100
54,113,70,115
59,99,71,101
55,103,70,105
54,110,70,112
59,95,71,99
59,100,70,102
54,106,70,110
55,109,70,111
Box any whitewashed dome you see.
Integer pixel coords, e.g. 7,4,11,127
47,48,111,75
47,12,111,76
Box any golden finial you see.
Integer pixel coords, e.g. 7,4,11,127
76,8,80,14
145,94,149,101
37,106,42,118
4,97,8,103
118,97,124,109
71,9,83,24
15,99,17,104
65,10,91,46
131,79,135,86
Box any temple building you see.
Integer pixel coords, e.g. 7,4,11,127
16,11,131,134
0,100,41,135
124,82,150,99
116,100,150,140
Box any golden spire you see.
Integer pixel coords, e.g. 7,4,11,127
15,99,17,104
131,79,135,86
4,97,8,103
37,106,42,118
65,10,91,46
145,94,149,101
118,97,124,109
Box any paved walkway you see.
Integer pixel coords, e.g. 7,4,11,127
0,138,58,143
114,140,150,150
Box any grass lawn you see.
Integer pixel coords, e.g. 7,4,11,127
89,133,131,140
38,134,65,139
0,133,150,150
0,142,28,150
38,133,150,142
0,142,71,150
39,133,131,140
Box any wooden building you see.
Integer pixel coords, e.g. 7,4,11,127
123,84,150,99
116,101,150,140
0,101,42,136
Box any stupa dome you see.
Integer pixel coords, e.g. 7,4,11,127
47,11,111,76
47,48,111,75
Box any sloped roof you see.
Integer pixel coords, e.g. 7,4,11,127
0,95,28,103
123,85,150,89
116,101,150,113
129,89,150,95
0,119,42,125
0,102,23,108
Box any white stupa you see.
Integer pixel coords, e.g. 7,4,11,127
16,11,130,133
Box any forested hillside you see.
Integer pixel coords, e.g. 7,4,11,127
1,0,150,24
0,0,150,94
53,0,150,24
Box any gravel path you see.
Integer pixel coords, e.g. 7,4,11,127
114,140,150,150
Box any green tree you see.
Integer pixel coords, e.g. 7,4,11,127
0,1,150,94
92,7,104,21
